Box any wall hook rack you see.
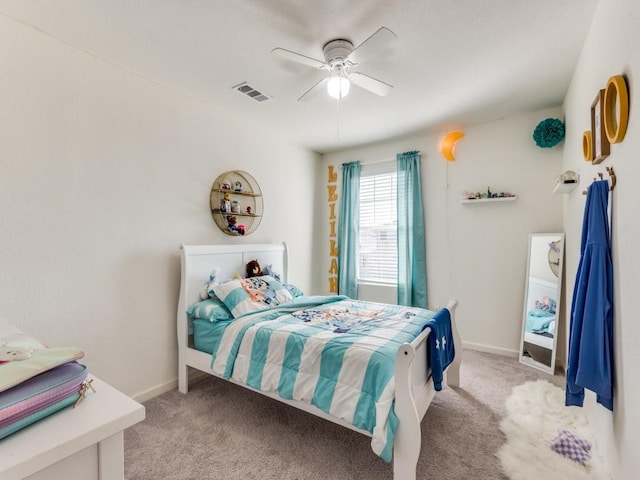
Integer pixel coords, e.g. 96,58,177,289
582,166,616,195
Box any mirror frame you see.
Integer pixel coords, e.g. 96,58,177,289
519,233,565,374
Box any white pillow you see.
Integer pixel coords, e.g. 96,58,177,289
212,275,293,318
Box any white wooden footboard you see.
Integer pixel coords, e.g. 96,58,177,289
393,298,461,480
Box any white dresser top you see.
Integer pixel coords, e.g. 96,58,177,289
0,321,145,479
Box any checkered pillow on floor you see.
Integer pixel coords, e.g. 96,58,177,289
551,429,592,464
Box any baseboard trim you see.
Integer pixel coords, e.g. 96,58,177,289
463,341,519,358
132,369,209,403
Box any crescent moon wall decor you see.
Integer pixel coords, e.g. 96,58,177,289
440,131,465,161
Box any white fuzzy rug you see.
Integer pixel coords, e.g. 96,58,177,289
498,380,611,480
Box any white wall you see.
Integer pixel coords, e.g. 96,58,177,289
319,107,564,357
0,16,319,399
561,0,640,476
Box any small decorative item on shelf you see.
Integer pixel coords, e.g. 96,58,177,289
231,200,240,213
461,187,516,202
221,181,231,190
226,215,245,235
246,206,252,215
559,171,578,184
220,193,231,212
233,181,243,192
533,118,565,148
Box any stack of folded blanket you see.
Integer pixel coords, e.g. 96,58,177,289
0,327,90,440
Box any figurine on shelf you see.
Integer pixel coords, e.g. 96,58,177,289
246,206,252,215
225,215,246,235
233,181,243,192
231,200,240,213
221,181,231,190
220,193,231,212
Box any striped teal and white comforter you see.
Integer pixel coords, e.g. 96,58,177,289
208,295,437,462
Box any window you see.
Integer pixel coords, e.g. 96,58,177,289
358,167,397,284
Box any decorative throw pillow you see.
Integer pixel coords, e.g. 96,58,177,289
260,266,303,298
187,298,232,322
212,275,293,318
550,429,591,464
283,283,304,298
262,264,281,282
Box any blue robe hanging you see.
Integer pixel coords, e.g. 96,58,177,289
566,180,614,411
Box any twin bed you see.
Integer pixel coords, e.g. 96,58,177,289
176,243,462,480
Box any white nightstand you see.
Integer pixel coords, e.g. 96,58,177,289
0,375,145,480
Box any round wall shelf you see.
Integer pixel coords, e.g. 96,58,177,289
210,170,263,236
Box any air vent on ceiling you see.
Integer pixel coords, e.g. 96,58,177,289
232,82,271,102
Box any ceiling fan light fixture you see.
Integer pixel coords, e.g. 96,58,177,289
327,74,350,99
272,27,397,102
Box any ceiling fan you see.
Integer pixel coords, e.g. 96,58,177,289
271,27,397,102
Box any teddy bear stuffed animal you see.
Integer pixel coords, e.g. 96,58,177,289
246,259,263,278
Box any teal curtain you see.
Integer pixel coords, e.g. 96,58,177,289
397,151,427,308
337,161,360,298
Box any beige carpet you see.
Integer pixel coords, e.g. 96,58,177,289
124,350,564,480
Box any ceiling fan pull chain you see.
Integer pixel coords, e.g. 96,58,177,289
335,97,341,142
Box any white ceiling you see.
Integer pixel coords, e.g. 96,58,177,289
0,0,600,154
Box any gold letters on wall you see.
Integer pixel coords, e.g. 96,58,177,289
327,166,338,293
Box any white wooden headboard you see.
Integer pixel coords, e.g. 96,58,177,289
177,243,288,334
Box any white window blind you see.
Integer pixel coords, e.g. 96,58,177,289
358,169,397,283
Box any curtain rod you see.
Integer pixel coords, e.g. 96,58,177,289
359,158,395,166
347,151,422,167
340,158,393,169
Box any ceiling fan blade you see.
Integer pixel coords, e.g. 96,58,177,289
298,77,329,102
350,72,393,97
271,47,327,69
347,27,397,65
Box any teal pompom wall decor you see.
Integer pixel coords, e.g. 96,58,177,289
533,118,565,148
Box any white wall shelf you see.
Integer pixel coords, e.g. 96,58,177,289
553,182,579,194
553,171,580,194
460,196,517,204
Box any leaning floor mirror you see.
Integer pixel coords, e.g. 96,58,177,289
519,233,564,374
